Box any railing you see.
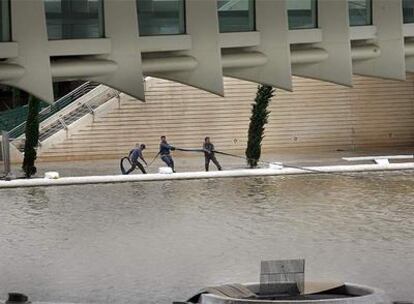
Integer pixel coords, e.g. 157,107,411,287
35,86,119,144
0,105,29,132
8,82,99,140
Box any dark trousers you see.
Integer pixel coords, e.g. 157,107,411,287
205,154,222,171
125,160,146,174
161,155,175,172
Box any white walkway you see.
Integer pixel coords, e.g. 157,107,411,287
1,161,414,189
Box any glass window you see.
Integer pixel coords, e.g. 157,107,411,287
403,0,414,23
0,0,10,42
218,0,255,33
349,0,372,26
137,0,185,36
287,0,317,30
45,0,104,40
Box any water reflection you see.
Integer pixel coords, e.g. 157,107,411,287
0,172,413,304
26,188,49,212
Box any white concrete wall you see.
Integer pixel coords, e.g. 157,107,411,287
3,0,53,102
293,0,353,86
353,0,406,80
224,0,292,91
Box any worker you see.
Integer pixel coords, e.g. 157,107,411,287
124,143,147,174
159,136,176,172
203,136,222,172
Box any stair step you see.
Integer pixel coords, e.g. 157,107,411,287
37,76,414,160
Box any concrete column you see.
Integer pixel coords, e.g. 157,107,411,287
354,0,406,79
224,0,292,91
97,0,145,101
4,0,54,103
152,0,224,96
292,0,353,87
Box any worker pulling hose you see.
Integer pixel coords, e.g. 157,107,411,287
120,143,148,175
119,137,364,178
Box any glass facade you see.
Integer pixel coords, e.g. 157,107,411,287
287,0,317,30
218,0,255,33
349,0,372,26
0,0,10,42
403,0,414,23
137,0,185,36
44,0,104,40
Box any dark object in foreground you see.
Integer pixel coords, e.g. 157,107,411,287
182,259,391,304
22,96,41,178
185,282,387,304
5,293,29,303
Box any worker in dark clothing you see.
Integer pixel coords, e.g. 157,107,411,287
159,136,176,172
203,137,222,172
124,143,147,174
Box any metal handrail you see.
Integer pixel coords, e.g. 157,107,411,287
58,118,68,131
8,81,99,140
84,102,95,115
35,87,119,144
9,86,119,152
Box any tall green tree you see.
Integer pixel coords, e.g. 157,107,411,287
245,85,275,168
22,95,41,178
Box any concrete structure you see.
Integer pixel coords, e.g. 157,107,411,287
2,161,414,188
1,0,414,103
36,75,414,161
197,282,390,304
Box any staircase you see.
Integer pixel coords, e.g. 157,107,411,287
37,75,414,162
37,77,256,161
8,82,98,141
11,83,119,153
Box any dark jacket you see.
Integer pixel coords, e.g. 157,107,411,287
203,142,215,157
129,148,143,163
159,142,175,156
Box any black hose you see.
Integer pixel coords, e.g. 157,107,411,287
175,149,323,174
175,147,205,153
147,148,203,170
147,152,160,167
120,157,132,174
141,147,388,179
213,150,367,178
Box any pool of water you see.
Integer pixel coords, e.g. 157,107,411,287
0,172,413,304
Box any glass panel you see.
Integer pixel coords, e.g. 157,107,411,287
218,0,255,33
349,0,372,26
45,0,104,40
287,0,317,30
403,0,414,23
137,0,185,36
0,0,10,42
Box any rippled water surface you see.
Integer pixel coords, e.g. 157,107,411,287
0,172,413,304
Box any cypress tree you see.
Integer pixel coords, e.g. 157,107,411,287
22,95,40,178
245,85,275,168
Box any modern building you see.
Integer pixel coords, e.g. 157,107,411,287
0,0,414,103
1,0,414,161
